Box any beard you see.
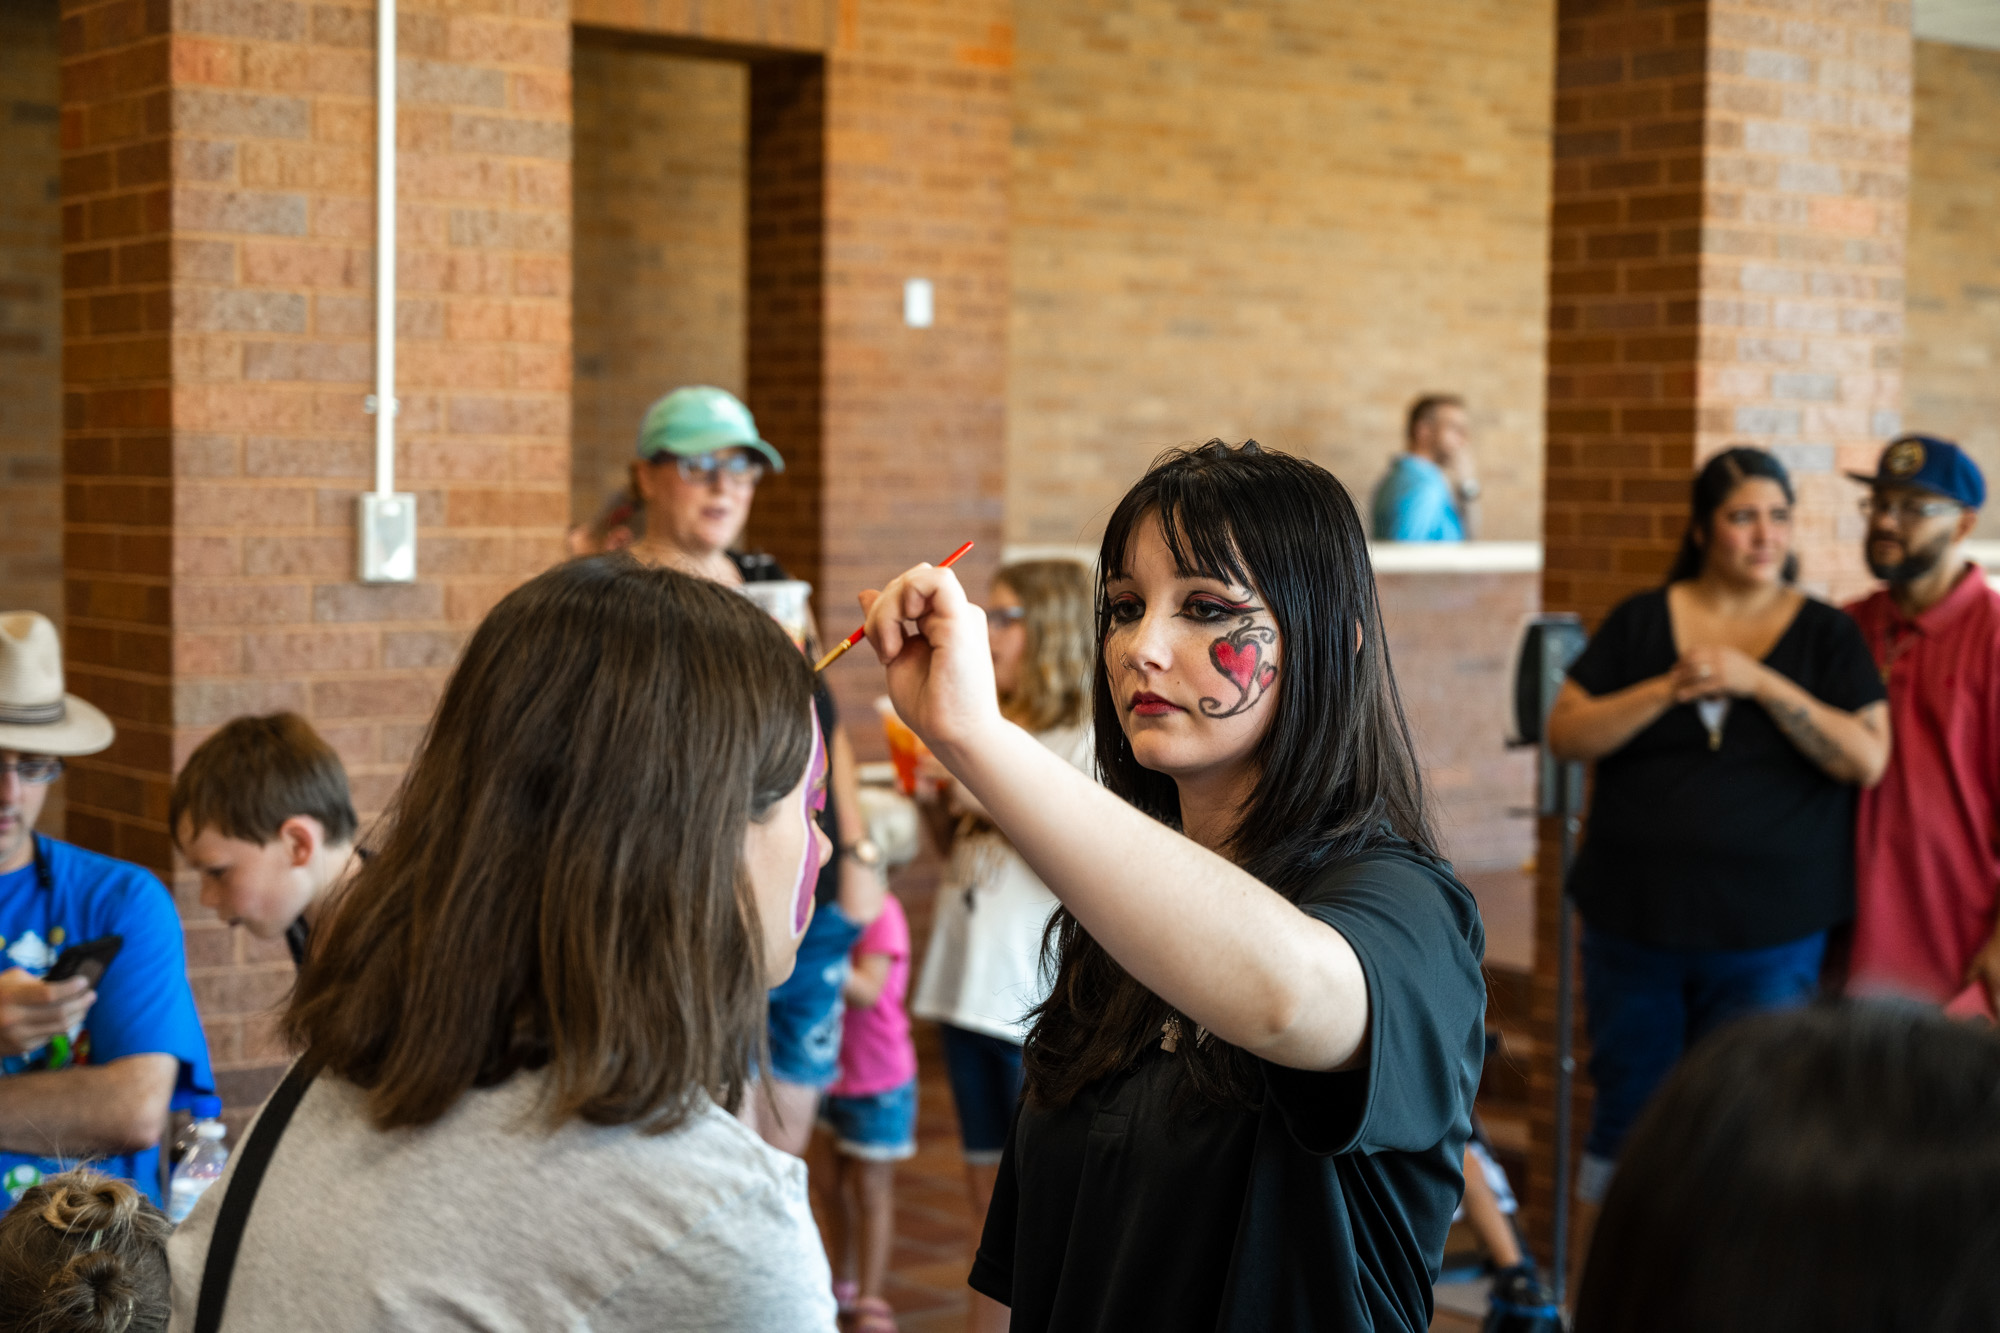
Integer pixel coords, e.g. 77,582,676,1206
1867,527,1956,584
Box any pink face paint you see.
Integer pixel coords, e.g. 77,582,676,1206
790,712,827,938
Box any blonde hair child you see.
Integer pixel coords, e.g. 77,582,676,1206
0,1171,170,1333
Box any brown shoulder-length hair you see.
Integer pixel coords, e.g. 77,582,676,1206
996,559,1094,733
285,555,814,1133
1023,441,1436,1112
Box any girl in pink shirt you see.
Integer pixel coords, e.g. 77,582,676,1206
819,891,917,1331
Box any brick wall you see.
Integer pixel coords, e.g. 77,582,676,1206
1006,0,1556,549
1377,570,1538,873
740,53,826,595
1543,0,1713,630
1529,0,1912,1265
1698,0,1909,600
60,0,572,1116
1,0,63,627
565,2,1008,740
1906,38,2000,531
570,40,745,523
60,0,176,879
811,0,1011,729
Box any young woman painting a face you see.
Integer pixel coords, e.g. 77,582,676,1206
863,441,1485,1332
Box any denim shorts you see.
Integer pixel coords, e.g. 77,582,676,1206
819,1079,917,1161
937,1023,1024,1164
766,904,862,1089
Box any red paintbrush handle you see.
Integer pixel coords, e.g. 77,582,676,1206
813,540,975,672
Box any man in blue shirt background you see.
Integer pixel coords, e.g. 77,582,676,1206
1371,393,1482,541
0,612,214,1206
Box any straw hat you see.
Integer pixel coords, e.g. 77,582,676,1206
0,613,114,757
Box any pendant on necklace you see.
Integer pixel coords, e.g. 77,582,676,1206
1696,697,1729,752
1160,1015,1208,1054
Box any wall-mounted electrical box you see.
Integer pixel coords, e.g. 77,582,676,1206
358,492,417,583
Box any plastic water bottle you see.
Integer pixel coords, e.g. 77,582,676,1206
167,1118,228,1223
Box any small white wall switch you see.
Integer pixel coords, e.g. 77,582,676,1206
358,492,418,583
903,278,934,328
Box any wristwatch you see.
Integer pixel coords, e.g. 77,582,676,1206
841,838,884,871
1455,477,1482,501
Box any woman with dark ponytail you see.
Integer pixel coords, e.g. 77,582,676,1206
0,1170,170,1333
1545,446,1891,1256
862,441,1486,1331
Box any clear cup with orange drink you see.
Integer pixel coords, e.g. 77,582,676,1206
875,696,932,797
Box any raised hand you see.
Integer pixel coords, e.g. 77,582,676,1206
860,564,1005,757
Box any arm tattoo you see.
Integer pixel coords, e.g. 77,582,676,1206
1200,616,1279,718
1769,697,1846,774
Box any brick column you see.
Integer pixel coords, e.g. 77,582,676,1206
61,0,570,1117
571,0,1011,738
1,0,64,629
742,55,826,593
814,0,1011,728
1529,0,1910,1262
61,0,176,872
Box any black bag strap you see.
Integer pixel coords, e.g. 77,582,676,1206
192,1056,321,1333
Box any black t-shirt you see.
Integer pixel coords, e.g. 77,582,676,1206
969,840,1486,1332
731,550,844,909
1565,587,1886,950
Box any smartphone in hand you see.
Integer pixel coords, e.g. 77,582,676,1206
43,934,123,988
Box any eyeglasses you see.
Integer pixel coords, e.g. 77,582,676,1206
1859,496,1961,525
671,452,766,487
0,757,63,785
987,606,1026,629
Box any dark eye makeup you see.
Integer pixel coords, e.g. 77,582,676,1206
1106,590,1262,625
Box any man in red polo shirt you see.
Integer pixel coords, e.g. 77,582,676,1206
1845,434,2000,1013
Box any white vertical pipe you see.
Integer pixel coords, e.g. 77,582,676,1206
373,0,397,494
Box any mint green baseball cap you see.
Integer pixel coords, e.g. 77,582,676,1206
635,386,785,473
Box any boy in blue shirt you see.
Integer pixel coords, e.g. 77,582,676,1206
0,612,214,1206
1371,393,1481,541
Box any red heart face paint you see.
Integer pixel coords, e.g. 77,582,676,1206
791,712,827,938
1200,615,1280,718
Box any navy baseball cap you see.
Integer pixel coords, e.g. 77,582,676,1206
1847,434,1985,510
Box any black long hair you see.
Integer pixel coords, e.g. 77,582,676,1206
1021,440,1436,1110
1665,447,1799,584
1575,1003,2000,1333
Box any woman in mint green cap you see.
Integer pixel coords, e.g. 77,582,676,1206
624,385,789,582
622,387,889,1170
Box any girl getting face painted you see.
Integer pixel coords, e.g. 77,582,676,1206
792,715,829,936
746,707,833,987
1105,512,1283,805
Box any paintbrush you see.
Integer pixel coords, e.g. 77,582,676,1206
813,540,975,673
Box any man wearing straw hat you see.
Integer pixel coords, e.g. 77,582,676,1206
0,612,213,1206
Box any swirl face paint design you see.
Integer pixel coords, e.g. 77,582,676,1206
791,713,828,938
1200,615,1279,718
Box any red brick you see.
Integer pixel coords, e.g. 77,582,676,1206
308,673,441,719
242,627,378,673
310,581,445,623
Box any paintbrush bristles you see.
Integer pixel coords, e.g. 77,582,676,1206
812,637,857,674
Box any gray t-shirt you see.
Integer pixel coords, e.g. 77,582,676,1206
168,1069,837,1332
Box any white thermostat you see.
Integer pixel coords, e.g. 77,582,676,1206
903,278,934,328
